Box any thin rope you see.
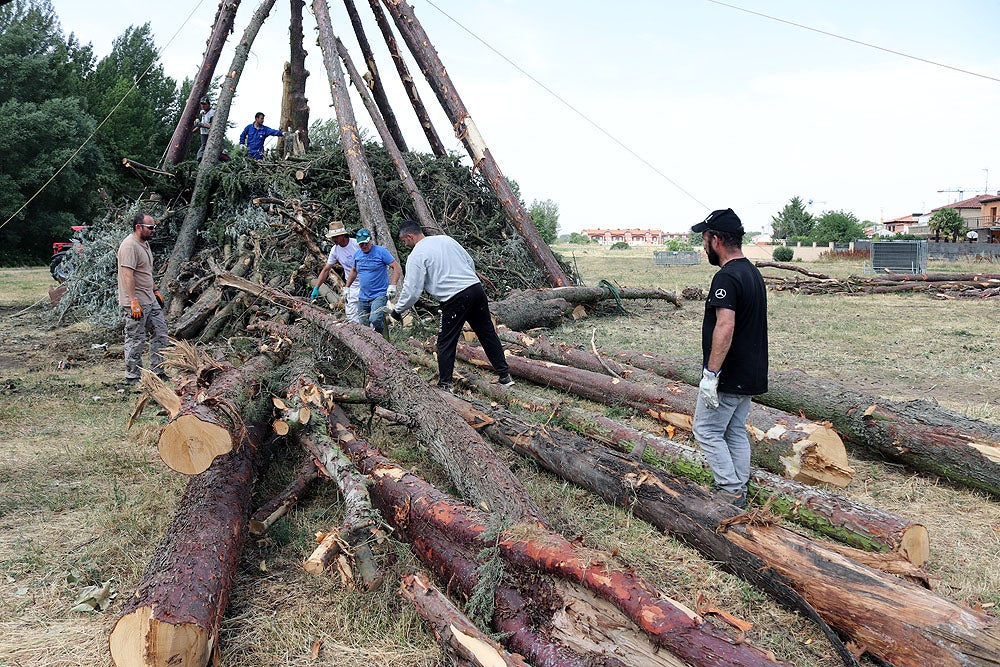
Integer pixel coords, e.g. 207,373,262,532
597,279,629,315
703,0,1000,84
0,0,210,233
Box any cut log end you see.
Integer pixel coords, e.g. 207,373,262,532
158,415,233,475
110,607,210,667
899,524,930,567
783,425,854,488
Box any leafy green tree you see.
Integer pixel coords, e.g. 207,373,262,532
0,0,102,263
664,239,694,251
83,23,179,172
771,196,814,239
529,198,559,244
811,210,865,243
772,246,794,261
928,208,965,242
567,232,592,244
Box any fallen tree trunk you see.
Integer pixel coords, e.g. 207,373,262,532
599,346,1000,499
452,340,854,487
334,409,784,667
449,363,928,566
400,572,530,667
109,426,268,667
469,399,1000,667
158,352,280,475
492,285,680,331
218,273,542,523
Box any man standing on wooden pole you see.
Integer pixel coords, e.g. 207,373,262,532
691,208,768,508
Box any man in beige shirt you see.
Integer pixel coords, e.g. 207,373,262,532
117,213,169,385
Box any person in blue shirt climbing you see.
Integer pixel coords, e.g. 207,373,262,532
344,228,401,338
238,112,289,159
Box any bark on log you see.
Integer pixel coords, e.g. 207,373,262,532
335,410,785,667
109,426,267,667
277,0,311,152
335,37,442,234
473,402,1000,667
163,0,243,167
492,286,680,331
161,0,279,311
217,273,541,523
451,363,928,566
379,0,571,287
453,340,854,487
171,286,223,339
158,352,279,475
312,0,399,260
753,261,830,279
400,572,531,667
600,347,1000,499
366,0,446,156
248,452,319,535
342,0,408,152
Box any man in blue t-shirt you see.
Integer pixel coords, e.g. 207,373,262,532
690,208,768,509
344,228,401,337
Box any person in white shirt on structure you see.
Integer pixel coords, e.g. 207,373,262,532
311,222,361,323
390,220,513,391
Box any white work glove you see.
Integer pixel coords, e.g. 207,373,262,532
699,367,720,409
386,285,397,299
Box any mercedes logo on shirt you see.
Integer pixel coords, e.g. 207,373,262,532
714,288,727,299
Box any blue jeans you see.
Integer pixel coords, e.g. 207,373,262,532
692,392,753,494
357,294,388,336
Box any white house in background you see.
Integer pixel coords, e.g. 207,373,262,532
921,194,1000,241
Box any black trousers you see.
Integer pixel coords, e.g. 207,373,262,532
436,283,509,385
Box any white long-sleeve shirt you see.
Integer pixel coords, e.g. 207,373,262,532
394,235,479,312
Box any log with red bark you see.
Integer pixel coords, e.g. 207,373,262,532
400,572,530,667
467,399,1000,667
490,286,681,331
109,425,268,667
379,0,571,287
217,272,542,523
158,351,280,475
452,339,854,487
332,408,785,667
598,346,1000,499
248,452,319,535
449,363,928,566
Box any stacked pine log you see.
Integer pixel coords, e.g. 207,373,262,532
758,262,1000,299
108,283,1000,666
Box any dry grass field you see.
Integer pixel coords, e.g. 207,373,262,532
0,247,997,666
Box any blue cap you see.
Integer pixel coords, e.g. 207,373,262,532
356,228,372,243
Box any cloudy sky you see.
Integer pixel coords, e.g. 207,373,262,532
49,0,1000,234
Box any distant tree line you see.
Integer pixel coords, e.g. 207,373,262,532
0,0,188,263
770,196,870,244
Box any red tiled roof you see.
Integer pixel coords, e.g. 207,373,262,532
930,194,997,211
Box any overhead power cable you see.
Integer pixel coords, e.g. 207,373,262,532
703,0,1000,84
0,0,210,233
421,0,711,211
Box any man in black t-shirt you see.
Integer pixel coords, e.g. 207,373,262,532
690,208,768,508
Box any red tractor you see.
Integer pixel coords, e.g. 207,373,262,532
50,225,88,283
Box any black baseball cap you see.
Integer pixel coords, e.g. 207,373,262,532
692,208,743,234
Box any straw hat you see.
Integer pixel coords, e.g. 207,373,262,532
325,221,348,238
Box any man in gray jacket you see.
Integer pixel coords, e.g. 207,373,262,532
390,221,513,391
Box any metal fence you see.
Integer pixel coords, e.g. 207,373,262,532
653,250,701,266
854,240,1000,262
866,241,927,274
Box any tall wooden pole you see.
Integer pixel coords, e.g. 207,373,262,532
335,38,442,235
365,0,446,156
278,0,311,152
163,0,243,167
162,0,279,313
312,0,398,261
379,0,571,287
341,0,408,152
